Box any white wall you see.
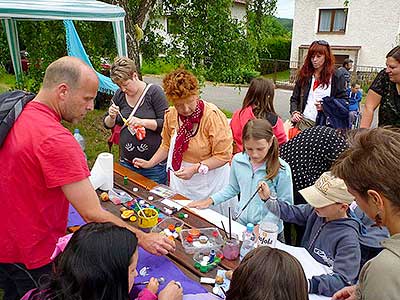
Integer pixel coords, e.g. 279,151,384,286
230,3,246,22
291,0,400,67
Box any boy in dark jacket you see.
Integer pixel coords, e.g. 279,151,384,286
259,171,361,297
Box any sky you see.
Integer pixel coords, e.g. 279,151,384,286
276,0,295,19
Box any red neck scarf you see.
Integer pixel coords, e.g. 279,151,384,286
172,100,205,171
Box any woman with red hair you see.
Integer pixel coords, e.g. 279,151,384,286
290,40,348,130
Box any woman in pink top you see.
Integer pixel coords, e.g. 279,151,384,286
230,77,287,153
21,223,182,300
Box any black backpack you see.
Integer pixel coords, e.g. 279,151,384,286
0,90,36,147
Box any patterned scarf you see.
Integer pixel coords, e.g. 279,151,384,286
172,100,205,171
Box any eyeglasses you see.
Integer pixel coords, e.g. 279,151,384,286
312,40,329,46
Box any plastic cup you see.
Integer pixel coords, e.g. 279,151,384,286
222,234,240,260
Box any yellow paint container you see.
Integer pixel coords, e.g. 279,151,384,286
138,208,158,229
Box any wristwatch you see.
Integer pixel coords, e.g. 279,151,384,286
198,163,209,175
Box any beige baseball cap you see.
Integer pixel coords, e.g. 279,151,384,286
299,171,354,208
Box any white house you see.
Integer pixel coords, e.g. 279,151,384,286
154,0,246,46
290,0,400,74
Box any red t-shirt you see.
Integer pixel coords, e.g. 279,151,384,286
0,101,89,269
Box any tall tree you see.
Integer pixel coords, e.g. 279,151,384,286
111,0,158,78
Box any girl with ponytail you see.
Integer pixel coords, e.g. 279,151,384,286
189,119,293,230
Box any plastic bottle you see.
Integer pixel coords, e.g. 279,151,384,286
240,223,256,260
257,192,280,248
73,128,85,152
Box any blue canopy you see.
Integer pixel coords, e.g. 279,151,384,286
0,0,127,86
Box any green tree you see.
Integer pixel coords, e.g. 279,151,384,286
163,0,258,83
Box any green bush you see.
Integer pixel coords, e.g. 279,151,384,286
206,67,260,84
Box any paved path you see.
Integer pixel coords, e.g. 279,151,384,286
144,75,292,120
144,75,377,126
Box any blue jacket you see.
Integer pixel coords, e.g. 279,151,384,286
316,96,349,129
267,201,362,297
211,152,293,231
347,88,362,111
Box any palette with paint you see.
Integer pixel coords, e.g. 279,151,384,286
179,227,224,254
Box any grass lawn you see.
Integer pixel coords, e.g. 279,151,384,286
0,71,15,93
263,69,290,82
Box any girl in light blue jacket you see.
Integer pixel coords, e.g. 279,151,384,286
188,119,293,232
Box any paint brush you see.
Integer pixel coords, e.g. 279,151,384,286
233,186,262,221
111,99,129,126
220,220,229,239
228,207,232,240
134,277,165,286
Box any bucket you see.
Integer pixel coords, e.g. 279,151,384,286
138,208,158,229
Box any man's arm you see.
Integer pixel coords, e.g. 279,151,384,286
62,178,175,255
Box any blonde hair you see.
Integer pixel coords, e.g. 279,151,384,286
110,57,136,84
163,68,199,103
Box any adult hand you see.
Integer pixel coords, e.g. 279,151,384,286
315,100,323,111
139,232,175,256
127,116,144,127
258,181,271,201
133,158,153,169
158,281,183,300
108,103,119,119
187,198,213,209
174,165,197,180
332,285,357,300
291,111,303,123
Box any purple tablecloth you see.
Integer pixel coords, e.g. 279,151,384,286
67,204,85,227
130,248,207,298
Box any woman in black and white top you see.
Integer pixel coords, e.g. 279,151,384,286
290,40,348,130
104,57,168,184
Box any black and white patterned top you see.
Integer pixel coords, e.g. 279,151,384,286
369,69,400,127
279,126,347,201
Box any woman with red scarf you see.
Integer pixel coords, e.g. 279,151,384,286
134,68,233,211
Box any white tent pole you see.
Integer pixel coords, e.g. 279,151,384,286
3,18,23,86
112,19,127,57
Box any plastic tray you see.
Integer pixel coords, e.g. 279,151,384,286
151,217,184,235
179,227,224,254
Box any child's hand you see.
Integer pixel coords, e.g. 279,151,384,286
146,277,160,294
258,181,271,201
332,285,357,300
158,281,183,300
187,198,213,209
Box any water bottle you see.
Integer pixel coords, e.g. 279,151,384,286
257,192,280,248
73,128,85,152
240,223,256,260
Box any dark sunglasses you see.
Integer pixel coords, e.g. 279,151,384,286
312,40,329,46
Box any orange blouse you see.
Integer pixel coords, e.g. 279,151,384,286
161,101,233,163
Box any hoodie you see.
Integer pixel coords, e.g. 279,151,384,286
266,201,362,297
211,152,293,231
357,233,400,300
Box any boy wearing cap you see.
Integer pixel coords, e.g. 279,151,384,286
259,171,361,297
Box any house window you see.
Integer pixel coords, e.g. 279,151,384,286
167,16,181,34
318,9,347,33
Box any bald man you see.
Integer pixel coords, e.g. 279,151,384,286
0,57,174,300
